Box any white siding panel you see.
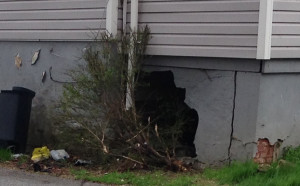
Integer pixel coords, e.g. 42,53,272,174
141,23,258,35
0,20,106,30
147,45,257,59
0,9,123,21
272,0,300,58
0,0,108,11
131,1,260,13
130,12,259,23
149,35,258,47
272,47,300,58
0,30,101,41
273,36,300,47
274,1,300,11
128,0,260,58
0,0,110,40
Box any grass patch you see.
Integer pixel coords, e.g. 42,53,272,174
0,149,12,162
204,161,258,185
71,169,215,186
204,146,300,186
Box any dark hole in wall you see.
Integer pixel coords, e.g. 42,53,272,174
136,71,198,158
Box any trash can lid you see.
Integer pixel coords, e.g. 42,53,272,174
12,87,36,98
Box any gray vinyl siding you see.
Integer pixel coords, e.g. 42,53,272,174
0,0,114,41
128,0,260,58
272,0,300,58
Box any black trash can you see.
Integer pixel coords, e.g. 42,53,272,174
0,87,35,153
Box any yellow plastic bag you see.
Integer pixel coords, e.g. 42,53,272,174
31,146,50,162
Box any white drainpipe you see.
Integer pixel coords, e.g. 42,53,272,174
122,0,128,33
106,0,119,37
126,0,139,109
130,0,139,32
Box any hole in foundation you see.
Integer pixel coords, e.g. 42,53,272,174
136,71,198,158
254,138,283,164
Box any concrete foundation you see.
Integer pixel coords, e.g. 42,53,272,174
0,41,88,150
256,74,300,147
145,65,261,164
1,41,300,164
145,58,300,164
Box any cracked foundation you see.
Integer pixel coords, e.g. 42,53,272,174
228,71,237,163
0,41,299,165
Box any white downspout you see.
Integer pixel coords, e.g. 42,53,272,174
126,0,139,109
123,0,128,33
106,0,119,37
256,0,273,60
130,0,139,32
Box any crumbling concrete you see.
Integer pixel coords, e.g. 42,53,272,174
253,138,283,164
256,74,300,147
144,63,263,165
254,138,274,164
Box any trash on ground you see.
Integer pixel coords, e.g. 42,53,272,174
50,149,69,161
12,154,23,159
33,163,51,173
31,146,50,163
74,159,92,166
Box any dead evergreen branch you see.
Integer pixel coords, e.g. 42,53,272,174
58,27,189,171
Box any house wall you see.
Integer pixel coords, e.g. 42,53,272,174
127,0,260,58
0,0,110,41
0,0,122,150
3,0,300,164
0,41,88,149
255,61,300,154
272,0,300,58
144,58,261,164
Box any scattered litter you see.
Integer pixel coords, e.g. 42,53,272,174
15,53,22,69
31,146,50,163
50,149,69,161
33,163,51,173
41,71,46,83
74,159,92,166
31,49,41,65
12,154,23,159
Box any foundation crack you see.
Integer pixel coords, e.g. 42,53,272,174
228,71,237,164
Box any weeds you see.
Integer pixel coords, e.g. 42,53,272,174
204,146,300,186
71,169,209,186
283,146,300,163
0,148,12,162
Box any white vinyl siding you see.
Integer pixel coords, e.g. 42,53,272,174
128,0,260,58
272,0,300,58
0,0,110,41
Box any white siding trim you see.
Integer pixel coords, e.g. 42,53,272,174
106,0,119,37
257,0,273,60
123,0,128,33
130,0,139,32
